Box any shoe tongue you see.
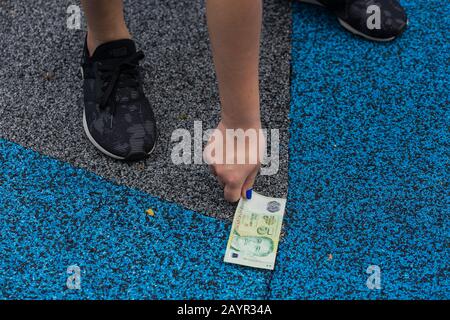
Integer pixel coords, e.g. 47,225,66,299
91,39,136,61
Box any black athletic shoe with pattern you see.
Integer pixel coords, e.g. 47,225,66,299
81,38,157,161
299,0,408,41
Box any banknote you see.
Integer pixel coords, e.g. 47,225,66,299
224,192,286,270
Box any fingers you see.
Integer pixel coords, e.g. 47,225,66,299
224,183,242,203
221,172,245,203
241,166,259,199
218,165,260,203
216,173,225,187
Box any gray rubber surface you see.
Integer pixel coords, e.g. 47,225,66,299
0,0,291,219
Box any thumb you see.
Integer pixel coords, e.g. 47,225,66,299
241,167,259,199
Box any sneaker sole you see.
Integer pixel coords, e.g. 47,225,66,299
298,0,398,42
83,109,157,161
337,18,396,42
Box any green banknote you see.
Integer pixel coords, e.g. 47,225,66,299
224,192,286,270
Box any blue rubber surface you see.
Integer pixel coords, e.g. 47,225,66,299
0,139,271,299
269,1,449,299
1,0,449,299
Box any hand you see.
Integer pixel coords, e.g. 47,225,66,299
204,120,265,202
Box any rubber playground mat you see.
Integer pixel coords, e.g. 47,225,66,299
0,0,448,299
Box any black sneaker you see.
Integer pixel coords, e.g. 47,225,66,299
299,0,408,41
81,38,157,161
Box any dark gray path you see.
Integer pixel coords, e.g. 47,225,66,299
0,0,291,219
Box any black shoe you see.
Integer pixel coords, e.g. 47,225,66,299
81,38,157,161
299,0,408,41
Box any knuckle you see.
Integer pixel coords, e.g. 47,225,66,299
223,174,240,186
224,191,240,203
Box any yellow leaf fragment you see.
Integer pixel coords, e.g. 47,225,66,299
146,208,155,217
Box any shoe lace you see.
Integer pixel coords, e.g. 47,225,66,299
96,51,145,114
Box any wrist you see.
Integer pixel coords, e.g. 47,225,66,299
220,113,261,130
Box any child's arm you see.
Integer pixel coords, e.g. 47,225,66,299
205,0,263,202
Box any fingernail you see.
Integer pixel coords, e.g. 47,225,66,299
246,189,253,200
